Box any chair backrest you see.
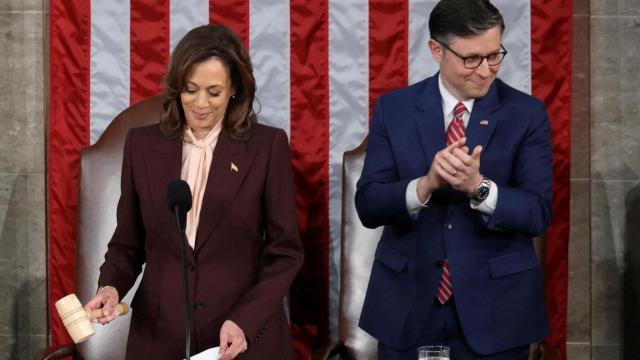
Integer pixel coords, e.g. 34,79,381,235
338,136,380,359
75,96,163,359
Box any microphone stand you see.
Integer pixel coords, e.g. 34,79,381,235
174,208,191,360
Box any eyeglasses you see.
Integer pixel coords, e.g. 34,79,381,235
437,41,508,69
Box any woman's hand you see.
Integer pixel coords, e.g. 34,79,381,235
218,320,248,360
84,286,120,324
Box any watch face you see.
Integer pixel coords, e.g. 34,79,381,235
475,186,489,201
474,184,490,201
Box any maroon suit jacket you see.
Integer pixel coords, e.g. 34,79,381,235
98,122,304,359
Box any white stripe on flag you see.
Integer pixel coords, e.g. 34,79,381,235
250,0,291,137
494,0,531,94
90,0,130,144
170,0,209,52
409,0,438,85
328,0,369,341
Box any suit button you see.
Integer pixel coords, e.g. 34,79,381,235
194,303,205,310
445,223,452,230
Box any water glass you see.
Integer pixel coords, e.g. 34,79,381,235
417,345,450,360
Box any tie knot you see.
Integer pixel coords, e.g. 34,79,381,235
454,102,466,118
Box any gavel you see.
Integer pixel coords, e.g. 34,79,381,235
55,293,130,343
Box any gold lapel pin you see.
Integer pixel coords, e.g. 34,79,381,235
479,119,489,126
231,162,239,172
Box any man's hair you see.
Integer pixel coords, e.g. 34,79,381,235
429,0,505,45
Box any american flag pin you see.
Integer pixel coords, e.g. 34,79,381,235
479,119,489,126
231,162,239,172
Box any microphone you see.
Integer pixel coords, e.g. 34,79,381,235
166,180,192,232
166,180,193,360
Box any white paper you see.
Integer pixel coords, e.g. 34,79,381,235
184,347,219,360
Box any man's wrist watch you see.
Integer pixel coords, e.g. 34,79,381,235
472,178,491,203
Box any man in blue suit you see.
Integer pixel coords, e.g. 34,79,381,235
355,0,553,358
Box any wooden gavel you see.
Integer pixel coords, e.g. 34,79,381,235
55,293,129,343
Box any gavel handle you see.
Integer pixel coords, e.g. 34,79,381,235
89,303,129,320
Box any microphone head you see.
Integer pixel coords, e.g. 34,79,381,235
166,180,192,214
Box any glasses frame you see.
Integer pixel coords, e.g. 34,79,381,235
436,40,508,69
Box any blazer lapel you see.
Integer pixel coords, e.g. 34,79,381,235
464,81,500,155
415,74,446,164
193,130,258,253
144,132,197,264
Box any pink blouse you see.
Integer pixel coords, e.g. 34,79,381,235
180,120,223,248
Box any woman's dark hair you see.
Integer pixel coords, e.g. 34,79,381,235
160,24,257,141
429,0,505,45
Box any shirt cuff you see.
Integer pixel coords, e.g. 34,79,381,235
470,180,498,215
406,177,430,216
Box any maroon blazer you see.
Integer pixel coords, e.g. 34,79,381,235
98,122,304,359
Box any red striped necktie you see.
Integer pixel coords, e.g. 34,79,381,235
446,102,466,145
437,102,466,304
436,259,453,304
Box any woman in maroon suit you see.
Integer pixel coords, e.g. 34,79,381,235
84,24,304,359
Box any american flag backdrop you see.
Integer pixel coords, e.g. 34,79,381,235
48,0,571,358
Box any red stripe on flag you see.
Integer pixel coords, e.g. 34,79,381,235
531,0,572,358
130,0,169,104
288,0,330,357
369,0,409,117
48,0,91,347
209,0,250,49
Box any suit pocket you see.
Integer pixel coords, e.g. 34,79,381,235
488,247,539,278
131,291,160,319
375,242,408,272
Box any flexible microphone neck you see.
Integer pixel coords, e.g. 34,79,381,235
166,180,193,360
173,204,187,232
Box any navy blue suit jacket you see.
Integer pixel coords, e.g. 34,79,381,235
355,74,552,355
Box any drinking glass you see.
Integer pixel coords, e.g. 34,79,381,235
417,345,450,360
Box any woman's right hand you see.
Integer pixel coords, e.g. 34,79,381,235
84,286,120,324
